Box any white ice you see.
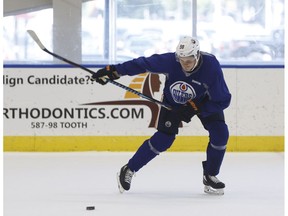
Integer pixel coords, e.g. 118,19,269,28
4,152,284,216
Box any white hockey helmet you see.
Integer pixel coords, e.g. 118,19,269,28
176,36,200,59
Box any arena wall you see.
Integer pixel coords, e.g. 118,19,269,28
3,66,284,152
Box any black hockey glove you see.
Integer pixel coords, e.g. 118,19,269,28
176,99,202,123
177,94,210,123
92,65,120,85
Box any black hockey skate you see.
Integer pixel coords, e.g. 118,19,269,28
117,164,134,193
203,174,225,195
202,161,225,195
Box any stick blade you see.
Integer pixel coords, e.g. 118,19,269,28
27,30,46,50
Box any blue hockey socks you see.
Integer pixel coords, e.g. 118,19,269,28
128,131,175,172
203,120,229,175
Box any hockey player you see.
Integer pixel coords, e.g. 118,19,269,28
92,36,231,195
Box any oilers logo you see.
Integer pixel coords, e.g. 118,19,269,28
170,81,196,104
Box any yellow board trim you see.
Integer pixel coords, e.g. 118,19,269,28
3,136,284,152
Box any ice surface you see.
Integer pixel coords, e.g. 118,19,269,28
4,152,284,216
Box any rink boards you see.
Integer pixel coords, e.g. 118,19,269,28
3,66,284,152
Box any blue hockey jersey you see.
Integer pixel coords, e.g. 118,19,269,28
114,52,231,117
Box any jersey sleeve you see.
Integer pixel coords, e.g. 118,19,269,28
114,53,174,76
201,68,231,117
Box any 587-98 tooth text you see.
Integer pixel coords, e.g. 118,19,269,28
31,121,88,129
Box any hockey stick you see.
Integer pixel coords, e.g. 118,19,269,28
27,30,172,110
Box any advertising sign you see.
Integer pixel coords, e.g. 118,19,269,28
3,67,204,137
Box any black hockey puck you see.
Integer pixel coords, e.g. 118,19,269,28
86,206,95,210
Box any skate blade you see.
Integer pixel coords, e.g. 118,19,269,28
116,172,125,193
204,185,224,195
